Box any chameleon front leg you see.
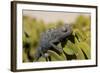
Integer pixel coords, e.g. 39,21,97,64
45,53,51,61
41,52,51,61
50,40,63,54
39,48,50,61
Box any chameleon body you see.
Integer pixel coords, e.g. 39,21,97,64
34,24,72,61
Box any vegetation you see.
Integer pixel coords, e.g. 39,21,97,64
23,15,91,62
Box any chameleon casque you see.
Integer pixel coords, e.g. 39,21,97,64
34,24,72,61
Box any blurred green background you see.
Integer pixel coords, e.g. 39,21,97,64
22,14,91,62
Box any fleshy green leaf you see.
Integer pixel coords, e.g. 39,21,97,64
48,50,64,61
63,47,74,55
78,42,91,59
38,57,46,62
66,40,85,59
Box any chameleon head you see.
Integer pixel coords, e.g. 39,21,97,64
61,24,71,32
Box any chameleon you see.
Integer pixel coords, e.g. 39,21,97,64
34,24,72,61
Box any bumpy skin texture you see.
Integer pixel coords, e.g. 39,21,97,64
34,24,72,61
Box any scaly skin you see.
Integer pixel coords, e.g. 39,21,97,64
34,24,72,61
